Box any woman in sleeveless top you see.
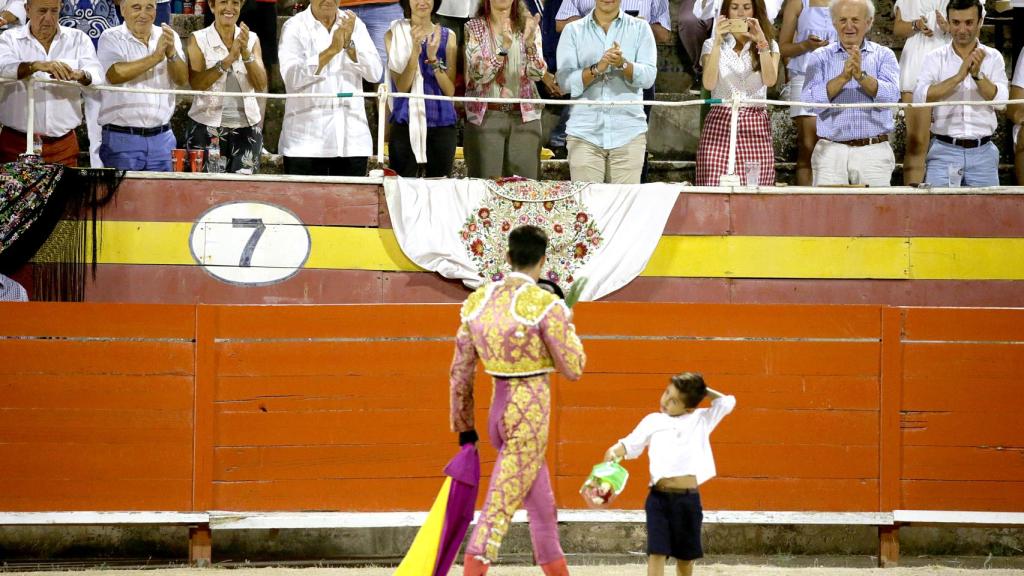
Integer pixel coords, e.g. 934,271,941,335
463,0,546,178
697,0,779,186
185,0,268,173
779,0,835,185
893,0,950,184
384,0,458,177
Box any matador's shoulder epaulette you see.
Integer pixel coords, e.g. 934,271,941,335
459,282,494,323
512,283,563,326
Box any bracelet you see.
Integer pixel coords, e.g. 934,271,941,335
215,60,229,73
428,59,448,72
497,49,509,57
911,19,920,31
242,53,255,63
166,52,179,62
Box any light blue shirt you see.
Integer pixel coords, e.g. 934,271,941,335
556,9,657,149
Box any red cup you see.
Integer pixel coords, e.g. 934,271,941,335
171,149,186,172
188,149,205,173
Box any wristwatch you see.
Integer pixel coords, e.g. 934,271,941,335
855,70,866,81
215,60,230,73
166,52,179,62
242,53,255,63
345,39,355,51
427,58,447,72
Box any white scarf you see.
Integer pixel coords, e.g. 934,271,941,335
386,19,428,164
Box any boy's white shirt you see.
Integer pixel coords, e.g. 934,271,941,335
618,395,736,487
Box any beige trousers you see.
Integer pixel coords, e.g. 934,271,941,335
567,133,647,184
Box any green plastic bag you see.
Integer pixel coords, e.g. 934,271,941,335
579,460,629,508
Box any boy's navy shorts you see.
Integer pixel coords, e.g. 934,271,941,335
645,487,703,561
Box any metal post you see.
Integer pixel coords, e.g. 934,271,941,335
25,78,35,155
718,93,742,186
376,83,387,164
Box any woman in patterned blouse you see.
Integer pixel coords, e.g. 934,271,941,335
463,0,546,179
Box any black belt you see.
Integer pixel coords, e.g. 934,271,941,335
934,134,991,149
103,123,171,136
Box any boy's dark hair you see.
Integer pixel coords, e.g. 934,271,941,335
507,225,548,269
671,372,708,408
947,0,982,19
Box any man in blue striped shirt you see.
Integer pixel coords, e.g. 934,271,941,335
556,0,657,183
802,0,900,186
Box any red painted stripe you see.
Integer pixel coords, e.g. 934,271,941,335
105,179,380,226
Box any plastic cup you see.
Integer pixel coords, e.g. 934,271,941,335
171,149,185,172
947,163,963,187
188,149,205,173
744,160,761,187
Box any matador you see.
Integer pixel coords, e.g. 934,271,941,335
449,225,586,576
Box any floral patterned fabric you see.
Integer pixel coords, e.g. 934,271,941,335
461,177,601,286
0,156,64,251
185,121,263,175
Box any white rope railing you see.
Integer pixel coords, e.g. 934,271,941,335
6,77,1023,185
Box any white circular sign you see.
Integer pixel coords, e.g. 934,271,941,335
189,201,311,286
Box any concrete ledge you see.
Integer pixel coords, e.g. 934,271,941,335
0,512,208,525
894,510,1024,526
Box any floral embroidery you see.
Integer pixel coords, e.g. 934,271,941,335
461,179,602,289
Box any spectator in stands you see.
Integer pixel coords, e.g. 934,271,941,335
434,0,475,94
463,0,546,179
523,0,568,159
556,0,656,183
802,0,899,186
0,0,26,30
686,0,781,75
1012,46,1024,185
203,0,278,85
557,0,667,182
0,272,28,301
0,0,101,166
779,0,835,186
384,0,457,177
61,0,119,166
697,0,779,186
913,0,1007,187
96,0,186,171
340,0,401,82
186,0,268,174
892,0,950,185
278,0,382,176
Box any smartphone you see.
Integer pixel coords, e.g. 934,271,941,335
625,9,640,16
727,18,749,33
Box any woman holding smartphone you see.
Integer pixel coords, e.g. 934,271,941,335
696,0,779,186
892,0,950,184
779,0,835,185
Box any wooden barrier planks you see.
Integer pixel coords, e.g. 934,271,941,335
1,302,1021,517
0,303,196,511
899,308,1024,512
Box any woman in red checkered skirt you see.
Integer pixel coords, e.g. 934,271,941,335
696,0,779,186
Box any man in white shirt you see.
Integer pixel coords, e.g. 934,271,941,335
96,0,185,171
0,0,26,30
0,0,101,165
277,0,381,176
913,0,1009,187
1011,46,1024,185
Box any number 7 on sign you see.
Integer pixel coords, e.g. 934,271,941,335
232,218,266,267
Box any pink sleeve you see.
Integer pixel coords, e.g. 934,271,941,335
449,322,478,432
539,303,586,381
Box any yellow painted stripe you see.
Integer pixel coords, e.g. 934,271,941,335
38,221,1024,280
640,236,910,279
910,238,1024,280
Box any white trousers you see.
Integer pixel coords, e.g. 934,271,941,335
811,139,895,187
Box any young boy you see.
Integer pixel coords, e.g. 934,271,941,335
604,372,736,576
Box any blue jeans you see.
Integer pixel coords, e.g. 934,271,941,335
924,138,1000,187
349,2,403,83
99,128,175,171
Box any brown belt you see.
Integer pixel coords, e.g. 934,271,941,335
487,103,519,113
654,486,699,495
826,134,889,147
